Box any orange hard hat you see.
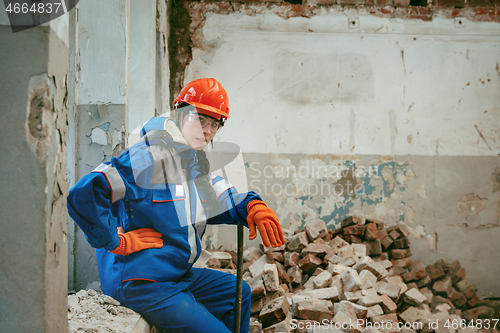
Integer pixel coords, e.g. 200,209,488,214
174,78,230,120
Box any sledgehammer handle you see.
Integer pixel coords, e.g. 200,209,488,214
233,223,244,333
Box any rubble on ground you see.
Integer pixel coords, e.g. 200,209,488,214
69,216,500,333
205,217,500,333
67,288,155,333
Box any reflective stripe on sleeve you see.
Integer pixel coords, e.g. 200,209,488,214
212,178,234,199
92,163,126,203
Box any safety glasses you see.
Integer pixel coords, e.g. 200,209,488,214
186,111,221,133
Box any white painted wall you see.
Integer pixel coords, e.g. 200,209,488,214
185,12,500,296
72,0,131,291
185,13,500,157
76,0,129,105
156,0,171,117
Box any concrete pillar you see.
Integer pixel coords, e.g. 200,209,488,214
72,0,130,290
0,4,69,332
129,0,156,138
67,0,78,290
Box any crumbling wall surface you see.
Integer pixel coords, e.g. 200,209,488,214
177,1,500,297
180,0,500,22
73,104,126,290
168,0,194,104
70,0,172,293
129,0,157,132
71,0,129,292
76,105,126,177
45,25,70,333
0,25,69,332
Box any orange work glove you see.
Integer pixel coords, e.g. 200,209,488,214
110,227,163,255
246,200,286,248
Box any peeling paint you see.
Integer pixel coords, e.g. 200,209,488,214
258,156,416,230
477,223,499,229
25,74,53,163
456,193,487,218
389,192,400,200
192,30,225,66
415,184,427,198
316,194,345,222
426,234,437,251
409,224,427,238
112,128,123,152
90,127,108,145
372,203,398,221
275,196,320,232
405,206,416,224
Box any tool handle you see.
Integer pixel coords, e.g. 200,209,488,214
233,223,244,333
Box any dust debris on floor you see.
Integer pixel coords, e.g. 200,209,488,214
67,288,156,333
68,216,500,333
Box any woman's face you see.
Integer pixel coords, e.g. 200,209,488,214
180,108,221,150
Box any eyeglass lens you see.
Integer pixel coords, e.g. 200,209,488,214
188,113,220,132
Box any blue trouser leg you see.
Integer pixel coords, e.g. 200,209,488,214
186,268,251,333
120,268,250,333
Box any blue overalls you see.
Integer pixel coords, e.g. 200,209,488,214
68,117,260,332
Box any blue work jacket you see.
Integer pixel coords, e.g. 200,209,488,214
67,117,260,298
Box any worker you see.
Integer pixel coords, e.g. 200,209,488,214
67,78,286,333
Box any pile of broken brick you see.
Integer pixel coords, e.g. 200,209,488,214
206,216,499,333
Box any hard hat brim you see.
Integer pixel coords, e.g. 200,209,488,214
188,101,230,120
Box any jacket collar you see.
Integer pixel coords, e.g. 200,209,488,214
164,118,189,146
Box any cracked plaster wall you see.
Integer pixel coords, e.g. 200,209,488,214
0,24,69,332
180,8,500,296
70,0,172,291
71,0,129,291
73,104,126,290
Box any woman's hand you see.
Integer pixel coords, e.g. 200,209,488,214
110,227,163,255
246,200,286,248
